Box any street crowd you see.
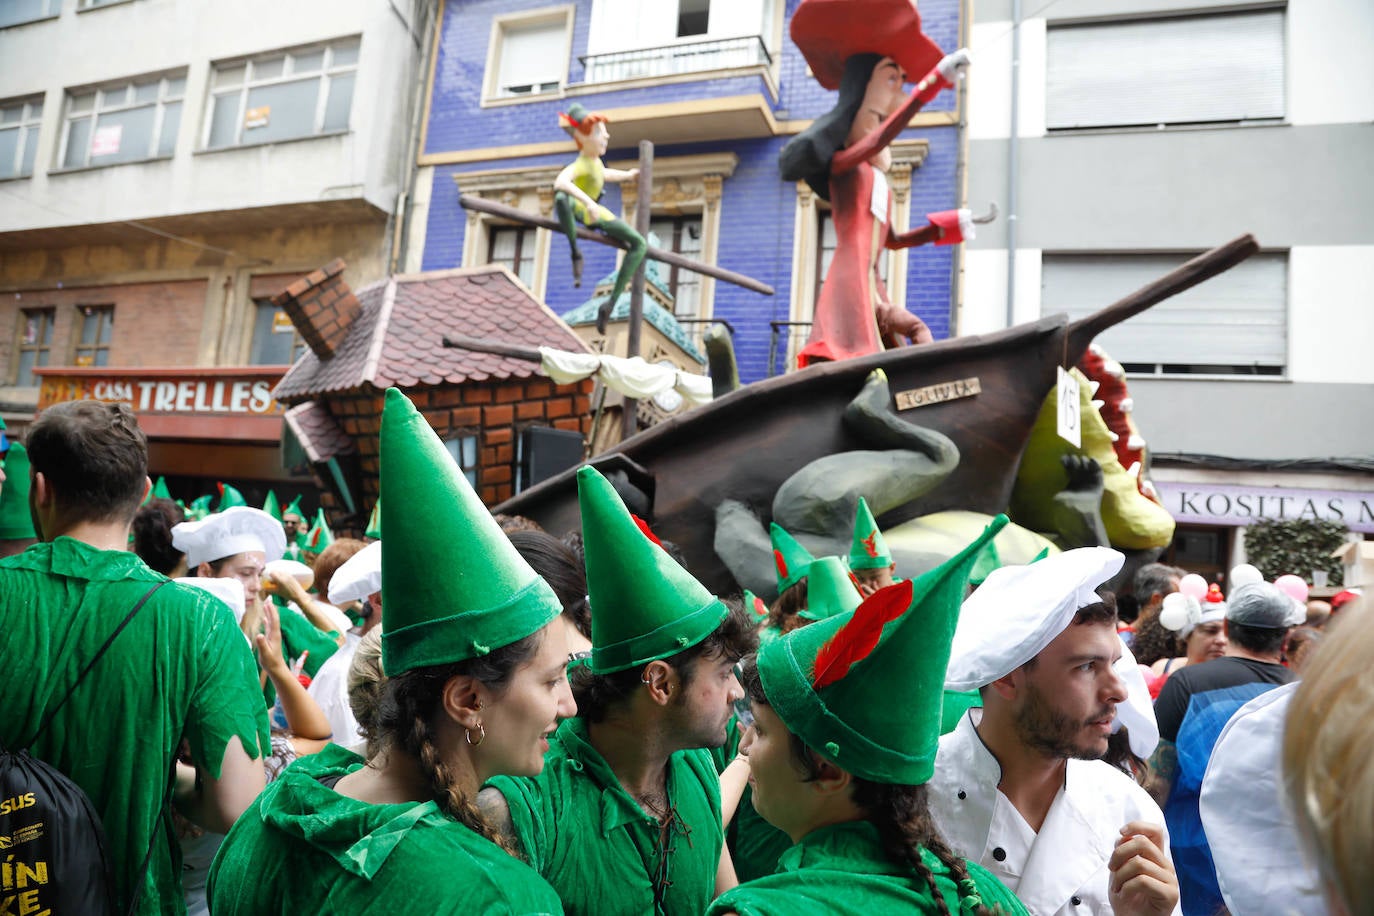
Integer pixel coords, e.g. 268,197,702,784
0,395,1367,916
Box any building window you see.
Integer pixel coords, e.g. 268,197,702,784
1046,10,1285,130
249,299,307,365
0,96,42,180
649,215,703,319
78,0,132,8
487,225,537,288
0,0,60,29
15,307,54,386
1041,252,1288,376
444,433,479,488
205,37,359,149
60,72,185,169
73,305,113,367
487,10,571,100
677,0,709,37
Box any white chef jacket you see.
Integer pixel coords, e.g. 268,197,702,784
929,709,1180,916
307,630,362,746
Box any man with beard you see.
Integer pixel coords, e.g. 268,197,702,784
481,466,756,916
929,548,1181,915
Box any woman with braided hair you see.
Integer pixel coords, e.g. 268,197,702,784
709,519,1026,916
208,388,575,912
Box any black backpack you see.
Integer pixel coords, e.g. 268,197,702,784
0,579,168,915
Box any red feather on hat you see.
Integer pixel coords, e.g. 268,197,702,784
812,579,913,690
774,550,788,579
631,514,664,548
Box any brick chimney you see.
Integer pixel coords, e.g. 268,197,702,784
272,258,362,361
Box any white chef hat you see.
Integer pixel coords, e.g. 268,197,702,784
172,506,286,568
176,576,247,625
945,546,1124,692
328,540,382,605
1110,636,1159,759
1159,591,1227,638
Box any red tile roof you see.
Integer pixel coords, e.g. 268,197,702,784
283,401,355,463
273,265,590,401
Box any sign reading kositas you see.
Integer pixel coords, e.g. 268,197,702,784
35,368,284,416
1153,481,1374,535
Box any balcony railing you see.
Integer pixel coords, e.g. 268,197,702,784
768,320,812,377
580,35,771,84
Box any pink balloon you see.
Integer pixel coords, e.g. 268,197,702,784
1178,573,1209,600
1274,574,1308,603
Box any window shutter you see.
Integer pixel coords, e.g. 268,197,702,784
1047,10,1285,129
498,20,567,92
1042,252,1287,370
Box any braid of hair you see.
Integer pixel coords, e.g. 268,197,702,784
406,710,518,855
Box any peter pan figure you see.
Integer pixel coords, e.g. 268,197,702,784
554,103,647,334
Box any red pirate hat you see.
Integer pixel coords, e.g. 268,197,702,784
791,0,945,91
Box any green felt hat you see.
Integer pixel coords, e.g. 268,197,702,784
217,482,247,510
758,514,1009,785
797,556,862,622
0,443,36,540
379,388,561,675
770,522,815,594
848,497,892,571
742,589,769,624
187,494,213,522
578,465,727,674
262,490,282,523
283,495,305,520
305,508,333,553
153,477,172,500
365,498,382,540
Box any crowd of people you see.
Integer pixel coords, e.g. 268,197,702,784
0,398,1368,916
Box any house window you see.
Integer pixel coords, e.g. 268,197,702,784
0,96,43,180
487,225,537,288
0,0,60,29
206,37,359,149
444,433,480,488
73,305,113,367
649,215,703,319
815,208,886,306
249,299,307,365
488,11,570,100
677,0,709,37
15,307,54,386
60,72,185,169
1047,10,1285,130
1041,252,1288,376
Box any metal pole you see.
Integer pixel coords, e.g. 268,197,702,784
1007,0,1022,328
621,140,653,440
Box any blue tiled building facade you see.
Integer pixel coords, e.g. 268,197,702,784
419,0,965,384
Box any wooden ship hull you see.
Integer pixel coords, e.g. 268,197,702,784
496,235,1258,595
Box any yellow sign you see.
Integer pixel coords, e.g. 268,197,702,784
894,377,982,410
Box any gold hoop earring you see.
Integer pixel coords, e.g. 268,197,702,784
465,723,485,746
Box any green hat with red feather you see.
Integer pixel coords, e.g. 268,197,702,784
847,497,892,571
770,522,815,594
758,514,1009,784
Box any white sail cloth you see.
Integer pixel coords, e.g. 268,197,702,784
538,347,713,406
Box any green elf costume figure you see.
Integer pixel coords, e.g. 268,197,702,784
848,496,900,596
709,516,1028,916
482,465,757,916
721,555,862,885
554,103,647,334
281,495,308,561
209,387,573,914
761,522,817,645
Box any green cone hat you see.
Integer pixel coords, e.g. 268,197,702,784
0,443,36,540
380,387,561,675
365,498,382,540
284,495,305,519
305,507,334,553
217,482,247,510
770,522,815,594
578,465,727,674
742,589,769,624
187,495,213,521
848,497,892,571
797,556,862,622
262,490,282,523
153,477,172,500
758,514,1010,785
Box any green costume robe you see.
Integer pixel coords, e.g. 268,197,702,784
709,821,1028,916
209,744,562,914
0,538,269,915
488,717,723,916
